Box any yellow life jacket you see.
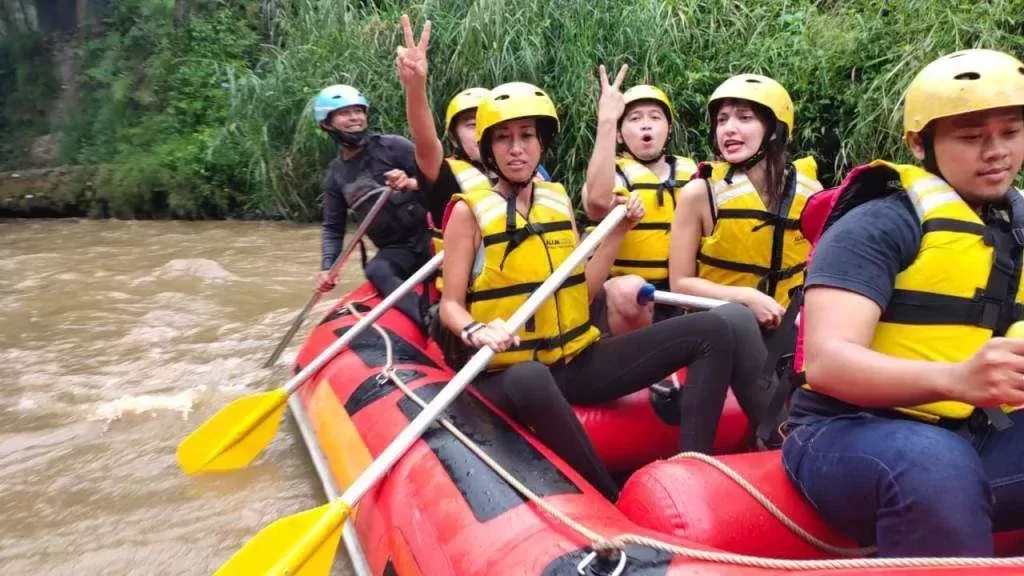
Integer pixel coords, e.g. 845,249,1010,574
432,158,494,291
432,158,492,254
697,156,821,306
604,154,698,284
456,181,601,371
808,161,1024,422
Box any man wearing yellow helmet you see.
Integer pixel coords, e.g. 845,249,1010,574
583,65,700,329
438,82,764,499
784,49,1024,556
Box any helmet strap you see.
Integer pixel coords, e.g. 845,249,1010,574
328,128,368,149
724,120,781,183
481,136,542,188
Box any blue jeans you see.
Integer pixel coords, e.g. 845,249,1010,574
782,410,1024,557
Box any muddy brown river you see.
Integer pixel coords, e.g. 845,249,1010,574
0,219,364,575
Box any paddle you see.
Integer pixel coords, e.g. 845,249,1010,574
177,251,444,475
636,283,728,310
211,204,629,576
264,186,396,368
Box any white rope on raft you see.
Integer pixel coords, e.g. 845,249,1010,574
348,304,1024,571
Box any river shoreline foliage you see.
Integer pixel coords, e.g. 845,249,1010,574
2,0,1023,219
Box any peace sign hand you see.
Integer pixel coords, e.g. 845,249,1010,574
396,14,431,89
596,64,629,124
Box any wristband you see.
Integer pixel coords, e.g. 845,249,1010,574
460,321,485,346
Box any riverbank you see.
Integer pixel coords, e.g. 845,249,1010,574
0,166,98,218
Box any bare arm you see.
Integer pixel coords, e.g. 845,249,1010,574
439,201,480,334
803,286,958,406
803,286,1024,408
583,118,621,220
583,64,628,220
396,15,443,183
581,207,629,303
669,179,751,301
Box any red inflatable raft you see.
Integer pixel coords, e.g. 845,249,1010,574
289,283,1024,575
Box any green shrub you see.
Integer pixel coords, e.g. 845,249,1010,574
214,0,1024,219
38,0,1024,218
60,0,260,217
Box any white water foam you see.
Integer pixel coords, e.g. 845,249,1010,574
132,258,241,286
89,389,201,422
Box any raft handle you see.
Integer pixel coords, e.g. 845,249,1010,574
577,549,628,576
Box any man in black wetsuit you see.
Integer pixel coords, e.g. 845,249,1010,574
312,84,431,327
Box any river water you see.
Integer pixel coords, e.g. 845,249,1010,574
0,219,363,575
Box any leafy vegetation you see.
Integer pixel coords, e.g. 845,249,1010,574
6,0,1024,218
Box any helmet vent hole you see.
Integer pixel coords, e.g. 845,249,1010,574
745,78,762,84
954,72,981,81
1018,67,1024,76
495,94,511,101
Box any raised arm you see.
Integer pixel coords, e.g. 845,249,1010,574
583,64,628,221
396,14,444,183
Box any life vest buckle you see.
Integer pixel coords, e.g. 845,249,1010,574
1012,227,1024,246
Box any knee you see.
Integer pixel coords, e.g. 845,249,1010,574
711,303,762,342
364,257,389,277
502,362,559,407
676,308,734,355
604,275,653,334
880,426,991,521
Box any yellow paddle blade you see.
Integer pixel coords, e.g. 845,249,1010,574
176,389,289,474
214,500,349,576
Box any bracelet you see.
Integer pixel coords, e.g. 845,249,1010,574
460,321,485,346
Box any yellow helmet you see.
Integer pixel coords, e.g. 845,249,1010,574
475,82,559,144
903,49,1024,143
623,84,673,122
444,87,490,134
708,74,794,137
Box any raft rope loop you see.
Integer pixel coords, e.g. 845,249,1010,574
346,303,1024,572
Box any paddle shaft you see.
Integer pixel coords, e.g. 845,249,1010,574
337,204,628,510
264,187,396,367
282,252,444,395
637,284,728,310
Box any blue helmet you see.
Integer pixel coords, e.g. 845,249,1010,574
313,84,369,123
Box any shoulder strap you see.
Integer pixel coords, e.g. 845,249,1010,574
755,285,805,445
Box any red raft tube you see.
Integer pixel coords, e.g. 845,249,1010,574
287,283,1024,575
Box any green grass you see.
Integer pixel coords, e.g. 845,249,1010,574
39,0,1024,217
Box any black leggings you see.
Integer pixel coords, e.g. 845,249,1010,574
364,242,429,327
473,303,762,500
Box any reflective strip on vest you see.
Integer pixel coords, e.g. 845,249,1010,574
455,182,600,370
434,158,495,290
696,157,820,306
803,161,1024,422
596,154,697,282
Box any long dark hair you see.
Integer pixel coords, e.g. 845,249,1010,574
750,103,791,212
711,98,791,211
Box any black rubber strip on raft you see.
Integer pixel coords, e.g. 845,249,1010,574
382,559,397,576
332,325,439,370
318,302,373,326
541,544,672,575
345,369,426,416
396,382,581,523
